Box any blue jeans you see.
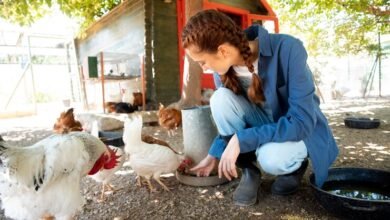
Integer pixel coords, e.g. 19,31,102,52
210,88,308,175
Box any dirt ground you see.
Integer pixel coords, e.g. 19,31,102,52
0,98,389,220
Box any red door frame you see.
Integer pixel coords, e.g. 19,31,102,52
176,0,186,91
176,0,279,90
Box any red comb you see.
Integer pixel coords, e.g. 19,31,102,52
103,147,122,170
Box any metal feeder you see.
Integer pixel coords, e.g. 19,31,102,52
177,105,228,186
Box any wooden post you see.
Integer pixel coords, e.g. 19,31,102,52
100,52,106,113
27,35,37,114
79,65,89,110
140,54,146,111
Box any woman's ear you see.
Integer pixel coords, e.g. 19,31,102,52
217,43,231,58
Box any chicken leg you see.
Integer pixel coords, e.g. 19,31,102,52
144,176,157,193
153,174,171,191
136,175,142,187
98,183,116,202
136,175,148,187
167,129,174,137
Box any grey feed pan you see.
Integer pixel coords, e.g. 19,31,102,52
176,171,228,187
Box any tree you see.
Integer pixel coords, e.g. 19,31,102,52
2,0,388,55
268,0,389,56
0,0,122,33
2,0,388,104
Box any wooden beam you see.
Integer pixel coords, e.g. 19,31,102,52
140,54,146,111
100,52,106,113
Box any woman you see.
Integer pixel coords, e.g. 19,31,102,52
183,9,338,206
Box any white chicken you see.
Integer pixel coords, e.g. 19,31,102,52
123,114,190,192
0,132,119,220
89,121,126,202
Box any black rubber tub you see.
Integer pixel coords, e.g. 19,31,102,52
98,131,124,147
344,117,380,129
310,167,390,219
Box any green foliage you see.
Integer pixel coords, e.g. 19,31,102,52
1,0,388,56
0,0,51,26
0,0,122,33
269,0,389,56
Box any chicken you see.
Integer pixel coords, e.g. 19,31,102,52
53,108,83,134
132,92,143,109
176,157,193,175
104,102,136,114
89,121,126,202
123,114,188,192
134,135,183,187
121,90,143,109
105,90,143,113
158,103,182,137
105,102,117,113
0,132,119,220
89,145,125,202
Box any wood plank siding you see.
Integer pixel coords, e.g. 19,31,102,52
144,0,180,107
76,0,145,76
76,0,180,108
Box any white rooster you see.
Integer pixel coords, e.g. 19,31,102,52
89,121,126,202
122,114,191,192
0,132,119,220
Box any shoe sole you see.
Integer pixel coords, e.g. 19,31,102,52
271,159,308,196
271,187,298,196
233,198,257,207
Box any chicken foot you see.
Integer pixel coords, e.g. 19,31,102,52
136,175,148,187
153,174,171,192
98,183,117,202
136,175,158,192
167,129,176,137
145,177,157,193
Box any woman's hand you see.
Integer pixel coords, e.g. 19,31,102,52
189,154,217,177
219,134,240,181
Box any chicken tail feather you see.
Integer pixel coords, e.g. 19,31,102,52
0,141,46,190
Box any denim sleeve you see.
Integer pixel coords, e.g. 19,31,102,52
208,135,226,160
236,40,317,153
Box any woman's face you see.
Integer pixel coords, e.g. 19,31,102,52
185,44,239,75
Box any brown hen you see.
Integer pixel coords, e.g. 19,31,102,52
158,104,182,137
53,108,83,134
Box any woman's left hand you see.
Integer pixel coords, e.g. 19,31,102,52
219,134,240,181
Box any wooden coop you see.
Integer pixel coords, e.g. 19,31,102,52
75,0,278,111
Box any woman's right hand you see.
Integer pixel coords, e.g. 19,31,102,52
189,154,218,177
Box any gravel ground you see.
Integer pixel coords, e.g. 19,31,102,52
0,98,389,220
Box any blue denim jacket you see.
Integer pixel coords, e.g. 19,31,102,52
208,25,339,187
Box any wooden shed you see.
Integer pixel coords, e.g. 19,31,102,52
75,0,278,110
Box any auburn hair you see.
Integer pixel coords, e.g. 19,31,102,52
182,9,265,104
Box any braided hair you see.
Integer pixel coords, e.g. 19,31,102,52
182,9,265,104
